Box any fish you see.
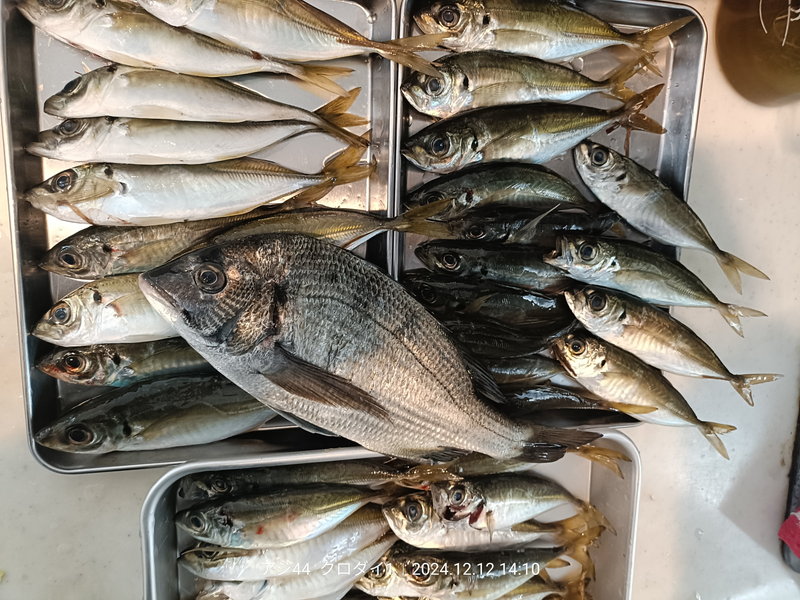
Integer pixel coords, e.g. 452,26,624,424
17,0,352,95
573,141,769,293
36,339,212,387
415,240,573,293
177,460,405,502
33,273,176,346
135,0,447,76
139,233,601,462
382,491,596,551
24,140,372,225
493,577,586,600
402,85,665,173
44,66,367,140
404,163,596,217
34,375,275,453
176,484,384,548
179,505,390,581
430,472,610,534
544,236,766,336
39,211,278,279
484,356,567,389
413,0,693,64
564,287,781,406
551,331,737,458
402,50,642,118
442,319,574,359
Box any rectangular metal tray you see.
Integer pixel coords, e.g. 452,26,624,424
2,0,400,473
140,431,642,600
390,0,707,273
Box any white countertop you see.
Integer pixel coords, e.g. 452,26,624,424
2,1,800,598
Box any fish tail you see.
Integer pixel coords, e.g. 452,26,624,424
390,32,453,51
618,84,666,134
699,421,736,459
551,513,602,545
715,250,770,294
632,16,695,53
516,426,602,463
385,200,453,238
601,57,647,102
564,578,591,600
563,535,597,581
367,39,444,78
313,88,370,146
577,499,615,536
567,445,631,479
290,63,353,97
321,130,375,185
730,373,782,406
717,302,767,337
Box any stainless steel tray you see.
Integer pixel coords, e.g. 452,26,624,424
390,0,707,273
2,0,399,473
140,431,642,600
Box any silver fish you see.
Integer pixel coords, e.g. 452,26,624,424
564,287,781,406
402,86,664,173
574,141,769,293
139,233,600,462
34,375,275,453
402,51,641,118
36,339,211,387
24,142,371,225
17,0,351,95
544,236,766,337
33,273,176,346
552,331,736,458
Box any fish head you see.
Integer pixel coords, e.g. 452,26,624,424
34,413,116,454
573,141,627,189
39,226,121,279
544,235,615,281
26,117,111,161
454,214,512,243
44,65,122,118
355,551,407,596
429,479,482,522
35,346,116,385
32,294,88,346
17,0,100,32
179,545,250,578
382,492,436,542
135,0,206,26
550,331,608,379
176,505,237,546
177,473,240,502
414,241,476,277
403,121,481,173
414,0,489,51
564,286,627,334
140,238,286,356
401,64,467,118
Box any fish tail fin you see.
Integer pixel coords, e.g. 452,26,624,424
618,84,666,134
567,445,631,479
630,16,695,76
715,250,770,293
368,39,444,77
565,578,591,600
386,200,453,238
390,32,453,51
700,421,736,459
313,88,370,146
577,499,615,536
551,513,603,546
717,303,767,337
601,57,647,102
730,373,782,406
563,534,597,581
291,63,353,97
321,130,375,185
516,427,602,463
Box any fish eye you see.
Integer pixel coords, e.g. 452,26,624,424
422,191,443,205
194,264,227,294
439,253,461,271
103,165,114,177
426,78,442,95
449,485,466,505
57,119,80,135
210,478,230,494
569,338,586,355
65,423,94,446
40,0,68,8
61,352,87,373
404,500,423,522
406,562,434,584
60,76,82,95
57,246,81,268
430,136,450,157
368,562,387,580
417,284,438,304
590,147,609,166
187,513,206,532
438,4,460,27
51,302,71,324
465,224,485,240
588,292,607,311
578,243,597,261
50,169,76,193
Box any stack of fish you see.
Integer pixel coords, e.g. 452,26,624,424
175,457,609,600
396,0,779,459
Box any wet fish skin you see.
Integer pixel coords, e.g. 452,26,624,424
443,318,575,359
177,460,405,502
179,505,389,581
551,331,736,458
34,375,275,453
544,235,766,337
33,273,176,347
415,240,573,294
25,141,371,225
574,141,769,293
413,0,692,61
176,485,382,549
17,0,351,94
404,163,595,217
564,286,781,406
402,85,664,173
139,233,600,462
484,355,566,390
402,50,640,118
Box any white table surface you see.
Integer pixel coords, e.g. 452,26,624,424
2,1,800,598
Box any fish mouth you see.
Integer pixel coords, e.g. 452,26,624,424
43,96,66,117
138,272,182,319
543,238,568,267
25,140,56,158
